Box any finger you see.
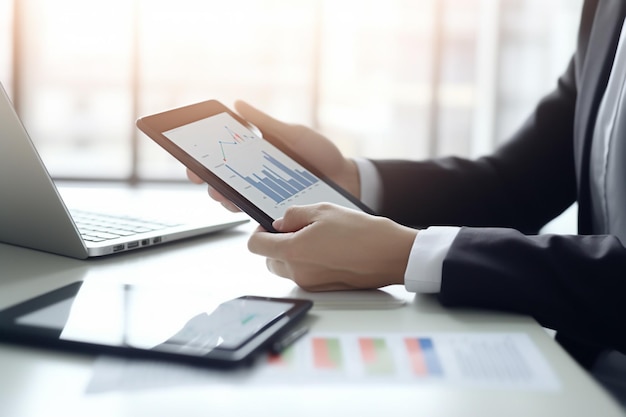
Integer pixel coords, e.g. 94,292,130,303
247,227,292,258
207,186,240,212
265,258,327,290
266,258,291,279
220,201,241,212
186,169,204,184
265,259,348,291
273,205,319,233
234,100,298,143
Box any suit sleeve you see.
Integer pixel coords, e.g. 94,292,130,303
371,57,579,234
440,227,626,360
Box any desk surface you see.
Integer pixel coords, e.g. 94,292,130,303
0,184,623,417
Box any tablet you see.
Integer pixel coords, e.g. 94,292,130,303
0,281,313,367
136,100,374,232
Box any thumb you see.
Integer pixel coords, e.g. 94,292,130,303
234,100,296,143
273,205,318,233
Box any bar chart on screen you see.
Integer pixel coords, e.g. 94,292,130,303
224,151,319,204
205,116,322,206
163,111,362,219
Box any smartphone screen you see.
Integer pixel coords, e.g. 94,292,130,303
162,111,363,220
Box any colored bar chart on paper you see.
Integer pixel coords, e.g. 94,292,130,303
267,346,296,367
404,337,444,376
312,337,343,370
359,338,395,375
258,333,559,390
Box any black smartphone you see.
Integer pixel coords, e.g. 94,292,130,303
0,281,313,368
136,100,374,232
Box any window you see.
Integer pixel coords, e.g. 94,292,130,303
4,0,583,182
0,0,12,90
136,0,320,179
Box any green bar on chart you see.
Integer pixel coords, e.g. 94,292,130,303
312,337,343,370
359,338,395,375
267,345,296,367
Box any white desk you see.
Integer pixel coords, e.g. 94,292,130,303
0,185,623,417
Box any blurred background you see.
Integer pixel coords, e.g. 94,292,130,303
0,0,583,183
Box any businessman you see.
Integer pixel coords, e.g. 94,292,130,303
190,0,626,399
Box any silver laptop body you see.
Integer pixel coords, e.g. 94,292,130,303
0,84,248,259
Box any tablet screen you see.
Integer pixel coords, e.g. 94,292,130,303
162,112,363,220
2,281,312,363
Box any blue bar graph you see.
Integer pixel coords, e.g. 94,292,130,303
226,151,319,204
418,338,444,376
262,151,315,188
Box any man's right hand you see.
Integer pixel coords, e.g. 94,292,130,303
186,100,360,212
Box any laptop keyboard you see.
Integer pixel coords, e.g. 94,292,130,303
71,210,182,243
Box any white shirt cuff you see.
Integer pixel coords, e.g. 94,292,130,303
353,158,458,294
353,157,383,212
404,226,460,293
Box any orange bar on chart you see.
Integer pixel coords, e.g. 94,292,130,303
267,346,295,367
312,337,342,370
404,337,443,376
358,338,395,375
405,338,427,375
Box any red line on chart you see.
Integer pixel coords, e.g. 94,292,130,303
225,126,245,143
219,125,255,161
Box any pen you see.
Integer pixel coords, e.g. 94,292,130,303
270,326,309,354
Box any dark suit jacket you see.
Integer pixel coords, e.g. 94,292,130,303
372,0,626,368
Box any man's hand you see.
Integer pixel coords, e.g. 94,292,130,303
187,101,360,211
247,203,418,292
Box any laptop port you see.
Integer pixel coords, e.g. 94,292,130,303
153,237,162,244
112,244,125,252
127,241,139,249
141,239,150,246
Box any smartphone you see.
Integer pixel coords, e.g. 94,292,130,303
136,100,374,232
0,281,313,368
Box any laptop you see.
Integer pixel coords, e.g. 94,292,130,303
0,83,249,259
